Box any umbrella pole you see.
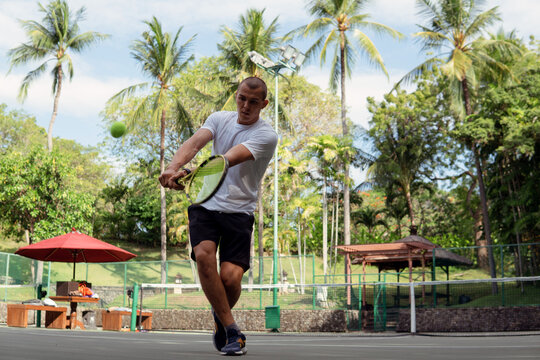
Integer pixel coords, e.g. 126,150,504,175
72,252,77,281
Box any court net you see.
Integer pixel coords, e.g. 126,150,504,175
138,283,323,310
137,276,540,312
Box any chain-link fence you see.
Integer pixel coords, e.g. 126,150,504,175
2,243,539,325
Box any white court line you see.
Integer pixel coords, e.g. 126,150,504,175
247,340,540,349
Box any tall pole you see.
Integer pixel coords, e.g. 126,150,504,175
247,47,305,307
272,74,279,306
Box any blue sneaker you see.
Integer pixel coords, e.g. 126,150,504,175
220,328,247,356
212,309,227,351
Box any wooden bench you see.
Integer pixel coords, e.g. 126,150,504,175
101,310,152,331
7,304,67,329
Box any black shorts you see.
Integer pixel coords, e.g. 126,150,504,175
188,205,254,272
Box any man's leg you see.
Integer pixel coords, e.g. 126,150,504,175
218,262,248,355
193,240,236,327
219,262,244,313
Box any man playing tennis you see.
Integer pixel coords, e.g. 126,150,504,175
159,77,277,356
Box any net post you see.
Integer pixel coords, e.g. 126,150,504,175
130,283,139,332
410,282,416,334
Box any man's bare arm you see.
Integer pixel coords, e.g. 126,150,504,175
224,144,254,167
159,128,213,189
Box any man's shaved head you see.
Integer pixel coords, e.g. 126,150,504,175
238,77,267,100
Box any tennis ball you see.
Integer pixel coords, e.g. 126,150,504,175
110,121,127,138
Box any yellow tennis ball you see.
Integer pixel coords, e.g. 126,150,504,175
110,122,127,138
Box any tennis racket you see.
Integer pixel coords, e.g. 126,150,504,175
175,154,229,205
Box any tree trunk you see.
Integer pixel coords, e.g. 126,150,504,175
473,207,490,270
404,184,416,233
160,108,167,284
303,230,307,293
334,193,340,278
466,175,489,270
297,215,303,291
340,39,351,247
462,78,497,292
340,31,352,303
329,196,335,276
48,67,62,152
322,176,328,277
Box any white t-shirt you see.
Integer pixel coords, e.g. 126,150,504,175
200,111,278,214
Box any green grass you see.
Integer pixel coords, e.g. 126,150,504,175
452,282,540,308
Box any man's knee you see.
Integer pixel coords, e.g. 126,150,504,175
193,241,217,272
220,263,244,289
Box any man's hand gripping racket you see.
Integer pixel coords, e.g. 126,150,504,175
174,154,229,205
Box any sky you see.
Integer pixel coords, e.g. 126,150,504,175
1,0,539,152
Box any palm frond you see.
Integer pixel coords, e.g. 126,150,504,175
352,29,387,78
464,6,500,38
441,48,472,81
413,30,451,51
7,43,50,70
17,62,48,101
107,83,150,111
319,29,338,66
353,19,404,41
393,56,442,90
67,31,110,52
328,45,340,92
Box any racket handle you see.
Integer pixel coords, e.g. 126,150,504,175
174,168,191,185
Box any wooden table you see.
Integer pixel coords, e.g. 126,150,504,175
49,296,99,329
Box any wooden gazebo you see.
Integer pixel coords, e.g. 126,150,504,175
336,235,472,306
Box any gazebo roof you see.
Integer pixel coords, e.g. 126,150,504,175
336,235,472,271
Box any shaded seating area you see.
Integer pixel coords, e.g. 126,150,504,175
337,235,473,307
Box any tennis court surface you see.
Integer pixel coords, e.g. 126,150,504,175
1,326,539,360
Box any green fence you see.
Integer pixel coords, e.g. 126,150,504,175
436,243,540,279
0,252,315,304
2,242,539,314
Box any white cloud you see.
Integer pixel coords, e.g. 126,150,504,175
493,0,540,38
0,14,22,48
1,0,538,148
1,67,141,135
302,65,409,129
364,0,417,28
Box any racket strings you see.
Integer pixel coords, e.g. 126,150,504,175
187,157,227,204
195,161,225,176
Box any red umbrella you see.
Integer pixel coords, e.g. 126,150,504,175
15,228,136,280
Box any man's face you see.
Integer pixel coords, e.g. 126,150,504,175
235,83,268,125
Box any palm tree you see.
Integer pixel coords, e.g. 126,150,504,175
107,17,195,283
290,0,402,261
218,8,282,283
307,135,344,276
7,0,109,152
398,0,522,281
219,8,281,80
353,206,387,235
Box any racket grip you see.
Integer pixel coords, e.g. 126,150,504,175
174,168,191,185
